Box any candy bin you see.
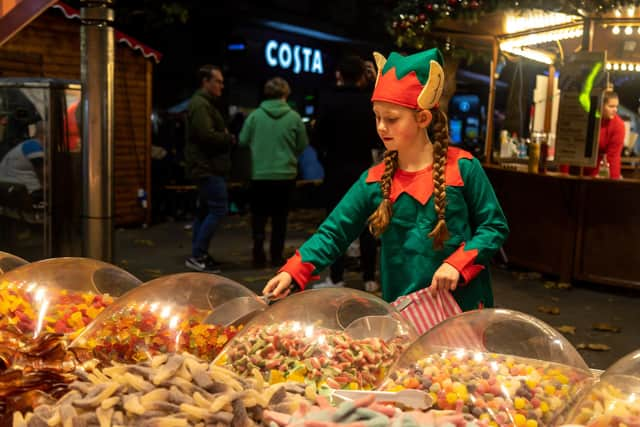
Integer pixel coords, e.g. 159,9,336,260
215,288,417,391
71,272,266,363
0,257,140,339
381,308,594,426
0,251,28,275
565,349,640,426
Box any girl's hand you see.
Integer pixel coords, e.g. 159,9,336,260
263,272,294,299
429,263,461,294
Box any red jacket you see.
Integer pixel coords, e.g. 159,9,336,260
586,114,625,179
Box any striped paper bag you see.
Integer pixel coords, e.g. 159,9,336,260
391,288,462,335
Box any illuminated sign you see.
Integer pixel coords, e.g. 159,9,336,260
265,40,324,74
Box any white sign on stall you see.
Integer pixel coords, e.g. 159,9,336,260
555,51,607,167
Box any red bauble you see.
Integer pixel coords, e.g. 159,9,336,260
448,0,458,5
470,0,479,7
418,13,427,21
424,2,434,11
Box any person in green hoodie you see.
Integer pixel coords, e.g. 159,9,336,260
239,77,309,267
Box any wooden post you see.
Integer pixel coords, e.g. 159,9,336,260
543,64,555,133
484,38,499,163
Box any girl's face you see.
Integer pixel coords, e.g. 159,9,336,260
373,101,431,151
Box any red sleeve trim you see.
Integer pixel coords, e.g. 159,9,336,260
444,243,485,284
278,250,320,290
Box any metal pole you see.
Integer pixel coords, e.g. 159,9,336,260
80,0,114,261
484,39,499,163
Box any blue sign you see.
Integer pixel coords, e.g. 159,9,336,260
265,40,324,75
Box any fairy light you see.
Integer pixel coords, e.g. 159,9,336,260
500,46,554,64
625,26,633,35
505,10,577,34
606,62,640,72
613,26,621,35
500,26,583,51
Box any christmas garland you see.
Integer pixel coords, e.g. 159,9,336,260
390,0,639,52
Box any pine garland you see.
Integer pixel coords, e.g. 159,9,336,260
390,0,638,54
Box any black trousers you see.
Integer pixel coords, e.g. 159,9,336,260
250,179,295,263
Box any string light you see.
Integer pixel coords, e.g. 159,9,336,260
504,10,578,34
606,62,640,72
613,26,621,34
501,46,554,64
500,26,583,50
625,26,633,35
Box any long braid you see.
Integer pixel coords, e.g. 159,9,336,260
428,108,451,249
368,150,399,237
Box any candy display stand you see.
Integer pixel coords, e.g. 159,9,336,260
566,348,640,426
0,251,28,275
0,257,141,339
215,287,417,390
71,272,266,363
381,308,594,426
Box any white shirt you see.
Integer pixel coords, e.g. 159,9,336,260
0,139,44,193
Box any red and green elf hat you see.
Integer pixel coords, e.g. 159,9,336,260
371,48,445,110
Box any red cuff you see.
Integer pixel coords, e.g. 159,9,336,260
444,243,485,284
279,250,320,290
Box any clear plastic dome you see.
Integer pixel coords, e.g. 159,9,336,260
71,273,266,363
0,257,140,339
215,288,417,390
0,251,28,275
566,349,640,426
381,309,594,426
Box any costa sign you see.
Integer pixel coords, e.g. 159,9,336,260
265,40,324,75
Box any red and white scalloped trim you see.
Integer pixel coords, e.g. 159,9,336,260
52,2,162,63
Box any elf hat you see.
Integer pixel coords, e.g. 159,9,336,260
371,48,444,110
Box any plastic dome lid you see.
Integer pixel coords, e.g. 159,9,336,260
215,287,417,390
567,349,640,426
0,257,141,339
0,251,28,275
71,272,266,363
382,309,594,426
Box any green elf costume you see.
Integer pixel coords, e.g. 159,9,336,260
279,48,509,312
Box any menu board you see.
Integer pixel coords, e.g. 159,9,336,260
555,51,607,167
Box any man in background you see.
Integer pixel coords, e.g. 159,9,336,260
184,65,234,272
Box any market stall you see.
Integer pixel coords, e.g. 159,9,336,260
390,1,640,288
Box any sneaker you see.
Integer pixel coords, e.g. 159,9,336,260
364,280,381,292
185,256,221,273
313,277,345,289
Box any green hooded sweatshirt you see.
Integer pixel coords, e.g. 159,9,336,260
239,99,308,180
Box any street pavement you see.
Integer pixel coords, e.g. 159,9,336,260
115,208,640,370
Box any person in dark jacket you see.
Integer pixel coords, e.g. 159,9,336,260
184,65,234,272
311,55,381,292
239,77,308,267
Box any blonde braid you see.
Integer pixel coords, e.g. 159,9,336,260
428,108,451,249
368,150,399,237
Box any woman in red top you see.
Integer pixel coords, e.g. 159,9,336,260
587,90,626,179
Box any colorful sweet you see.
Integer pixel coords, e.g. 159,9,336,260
78,303,241,363
0,333,83,417
382,350,593,426
15,352,311,427
265,394,489,427
567,381,640,426
217,320,411,390
0,283,113,338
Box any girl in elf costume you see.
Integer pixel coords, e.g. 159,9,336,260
263,48,509,313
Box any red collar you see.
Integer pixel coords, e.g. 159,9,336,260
365,147,472,205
